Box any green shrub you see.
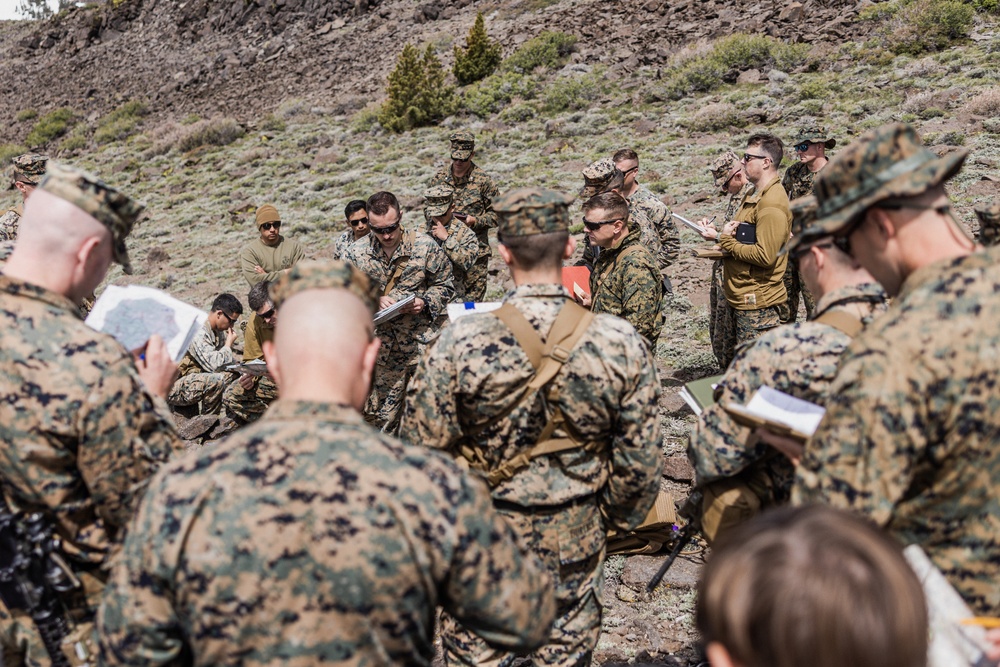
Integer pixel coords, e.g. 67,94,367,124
453,12,502,85
15,109,38,122
500,31,577,73
964,89,1000,116
498,102,537,123
543,69,609,112
26,107,76,147
0,144,27,166
260,114,287,132
94,100,148,145
352,103,382,132
462,71,536,118
879,0,975,54
662,34,810,99
378,43,456,133
686,102,745,132
176,117,245,152
60,124,90,153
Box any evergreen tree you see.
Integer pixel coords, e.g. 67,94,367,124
379,43,455,133
453,12,502,86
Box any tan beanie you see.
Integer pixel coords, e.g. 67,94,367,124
255,204,280,226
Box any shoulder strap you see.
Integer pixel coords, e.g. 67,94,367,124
813,309,864,338
382,230,415,296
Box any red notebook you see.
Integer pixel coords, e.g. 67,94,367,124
562,266,591,300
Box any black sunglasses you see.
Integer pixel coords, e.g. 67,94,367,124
794,142,813,152
260,222,281,231
349,216,369,228
221,311,239,325
743,153,768,163
257,307,276,320
371,221,401,236
582,216,621,231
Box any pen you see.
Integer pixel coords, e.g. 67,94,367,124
960,617,1000,628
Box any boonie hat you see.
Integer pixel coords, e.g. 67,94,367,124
711,151,742,190
794,127,836,150
12,153,48,186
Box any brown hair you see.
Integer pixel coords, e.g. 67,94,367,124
613,148,638,164
499,231,569,271
697,505,927,667
366,191,400,218
583,191,630,225
747,132,785,167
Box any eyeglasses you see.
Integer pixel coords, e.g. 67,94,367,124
257,307,276,320
620,165,638,175
790,242,834,260
582,216,622,231
742,153,768,163
221,311,239,325
349,216,369,228
371,221,401,236
260,222,281,231
794,142,813,153
722,169,740,190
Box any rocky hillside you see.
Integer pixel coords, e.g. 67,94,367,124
0,0,873,140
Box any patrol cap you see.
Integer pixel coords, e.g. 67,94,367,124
450,131,475,160
12,153,48,186
579,157,619,198
975,203,1000,246
783,195,822,257
494,187,573,238
423,184,454,217
711,151,741,190
794,126,836,150
255,204,280,227
39,162,143,275
813,122,967,237
269,260,378,315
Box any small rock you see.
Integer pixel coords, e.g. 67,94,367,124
663,455,695,482
176,414,219,440
616,585,639,603
737,68,761,85
623,552,702,591
778,2,804,22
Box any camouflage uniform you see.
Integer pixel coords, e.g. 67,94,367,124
975,203,1000,247
331,228,360,260
792,122,1000,615
222,313,277,423
0,207,20,242
401,188,663,667
424,184,480,302
0,164,183,666
345,227,454,433
0,154,48,242
427,132,499,301
97,261,555,666
589,228,664,348
577,158,622,271
628,185,679,278
689,281,888,502
166,320,236,415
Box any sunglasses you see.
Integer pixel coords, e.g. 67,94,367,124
257,307,276,320
582,216,621,231
221,311,239,325
349,216,369,228
790,242,834,260
260,222,281,231
743,153,768,163
722,169,740,190
620,165,638,175
371,221,401,236
794,142,813,152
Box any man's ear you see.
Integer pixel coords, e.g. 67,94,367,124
563,235,577,260
867,208,896,240
498,242,514,267
263,341,281,390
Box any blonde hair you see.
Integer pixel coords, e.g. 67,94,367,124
697,505,928,667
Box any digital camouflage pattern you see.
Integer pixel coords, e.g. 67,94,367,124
222,375,278,423
975,203,1000,247
792,126,836,149
589,229,664,347
424,210,479,302
166,372,230,414
781,159,821,202
709,183,751,369
270,259,378,314
97,401,556,666
167,321,237,414
0,207,20,242
732,305,782,347
39,162,144,275
710,151,741,190
331,228,362,260
400,283,662,667
690,281,888,502
779,160,825,322
794,247,1000,615
0,274,183,663
579,158,619,199
628,185,679,275
11,153,48,185
494,187,572,237
345,229,454,432
811,122,967,238
449,130,476,160
427,162,499,301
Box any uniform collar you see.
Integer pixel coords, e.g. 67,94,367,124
505,283,572,301
0,273,81,318
896,249,990,302
811,281,887,318
263,399,366,424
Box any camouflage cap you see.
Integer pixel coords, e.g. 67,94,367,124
813,122,967,237
450,131,475,160
494,187,573,238
794,126,836,150
975,203,1000,247
423,184,454,217
255,204,280,227
269,260,378,315
12,153,48,186
711,151,741,190
783,195,821,257
580,157,619,198
39,162,143,274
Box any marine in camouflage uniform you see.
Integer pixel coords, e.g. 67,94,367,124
689,197,888,511
344,191,454,433
0,153,48,242
575,158,624,271
791,122,1000,615
423,184,480,302
0,163,183,666
583,191,664,348
331,199,370,261
167,295,242,416
97,261,556,666
222,281,278,424
975,203,1000,247
427,131,499,301
779,127,834,323
401,188,663,667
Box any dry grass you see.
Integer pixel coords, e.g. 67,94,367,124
964,88,1000,116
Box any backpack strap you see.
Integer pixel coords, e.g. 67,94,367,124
382,230,415,297
813,309,864,338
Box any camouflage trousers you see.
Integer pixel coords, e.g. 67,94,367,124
709,259,737,370
222,375,278,424
441,499,604,667
464,253,490,302
716,305,783,365
778,263,815,324
166,372,232,415
364,345,420,435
